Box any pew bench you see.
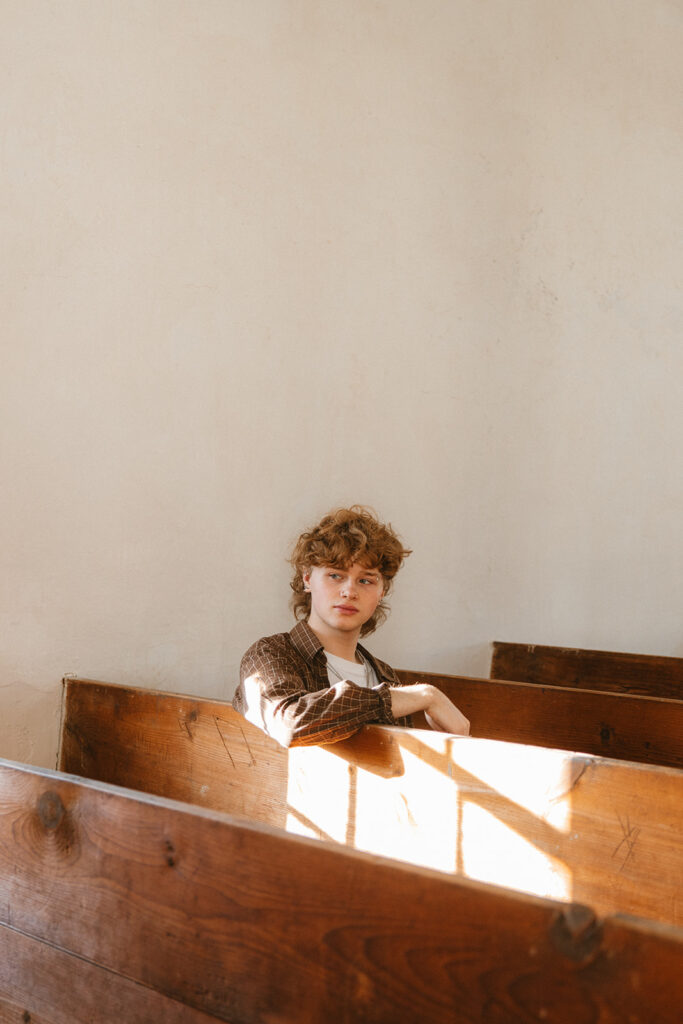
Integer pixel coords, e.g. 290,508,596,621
490,641,683,699
2,756,681,1023
396,668,683,770
59,677,683,930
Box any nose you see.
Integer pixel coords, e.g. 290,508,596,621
340,578,358,598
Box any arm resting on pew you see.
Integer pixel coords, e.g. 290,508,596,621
389,683,470,735
234,626,469,746
235,630,408,747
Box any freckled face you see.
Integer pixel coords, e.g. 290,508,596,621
303,563,384,638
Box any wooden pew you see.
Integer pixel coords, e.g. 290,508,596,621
2,757,682,1023
59,678,683,929
396,668,683,770
491,640,683,699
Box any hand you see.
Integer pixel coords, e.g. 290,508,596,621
390,683,470,736
423,688,470,735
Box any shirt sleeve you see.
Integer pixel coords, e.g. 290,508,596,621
235,634,399,748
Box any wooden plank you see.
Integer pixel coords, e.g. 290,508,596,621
59,678,683,927
0,922,218,1024
491,641,683,699
288,731,683,929
397,669,683,770
1,757,682,1023
58,677,290,826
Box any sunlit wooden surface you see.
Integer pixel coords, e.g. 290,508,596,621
2,757,682,1023
60,677,683,927
398,667,683,769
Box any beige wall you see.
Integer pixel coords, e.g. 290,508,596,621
2,1,682,768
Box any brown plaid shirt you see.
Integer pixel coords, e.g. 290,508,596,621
233,620,410,747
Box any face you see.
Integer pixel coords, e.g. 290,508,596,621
303,562,385,640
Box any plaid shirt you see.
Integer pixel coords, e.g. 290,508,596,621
233,620,409,747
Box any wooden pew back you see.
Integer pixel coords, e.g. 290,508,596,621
2,756,682,1023
397,668,683,770
490,641,683,699
59,678,683,928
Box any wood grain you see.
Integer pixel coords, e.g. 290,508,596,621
59,678,290,824
491,641,683,698
398,669,683,769
1,757,682,1023
59,679,683,927
0,922,218,1024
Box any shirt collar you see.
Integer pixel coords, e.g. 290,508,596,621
289,620,390,682
290,620,324,662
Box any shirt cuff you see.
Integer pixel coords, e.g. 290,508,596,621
374,681,397,725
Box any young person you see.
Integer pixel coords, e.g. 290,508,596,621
233,505,470,747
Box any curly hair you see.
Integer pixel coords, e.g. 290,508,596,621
289,505,411,637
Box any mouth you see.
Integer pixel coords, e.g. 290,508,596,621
334,605,359,614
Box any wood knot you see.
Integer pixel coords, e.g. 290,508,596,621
549,904,601,964
38,791,65,830
599,723,614,745
165,838,177,867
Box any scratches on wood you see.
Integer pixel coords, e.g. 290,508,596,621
59,678,683,928
212,717,235,769
238,726,256,768
179,710,198,741
613,813,641,872
3,759,682,1024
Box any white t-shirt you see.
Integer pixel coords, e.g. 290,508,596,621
324,651,379,689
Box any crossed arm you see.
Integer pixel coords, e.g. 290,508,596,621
389,683,470,735
235,632,469,747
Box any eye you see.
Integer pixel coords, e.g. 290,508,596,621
328,572,342,580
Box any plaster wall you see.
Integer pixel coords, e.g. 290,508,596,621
2,0,682,767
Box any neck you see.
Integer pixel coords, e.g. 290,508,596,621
307,618,361,662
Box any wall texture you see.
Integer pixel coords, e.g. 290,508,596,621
2,0,682,768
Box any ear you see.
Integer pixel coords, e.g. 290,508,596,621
302,569,311,592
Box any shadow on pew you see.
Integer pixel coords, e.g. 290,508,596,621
59,677,683,929
396,667,683,770
2,753,683,1023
